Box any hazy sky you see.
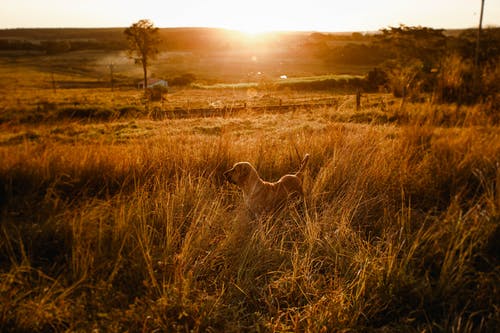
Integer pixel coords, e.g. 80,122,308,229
1,0,499,32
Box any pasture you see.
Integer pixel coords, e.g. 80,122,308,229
0,39,499,332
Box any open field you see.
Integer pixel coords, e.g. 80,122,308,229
1,29,500,332
1,87,500,332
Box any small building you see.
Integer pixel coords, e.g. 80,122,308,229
138,78,168,90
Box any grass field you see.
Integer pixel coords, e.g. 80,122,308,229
1,48,499,332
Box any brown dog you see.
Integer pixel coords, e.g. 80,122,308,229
224,154,310,217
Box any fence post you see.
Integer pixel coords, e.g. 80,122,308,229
356,89,361,111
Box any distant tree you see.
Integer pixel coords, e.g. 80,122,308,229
42,40,71,54
453,28,500,66
351,32,364,40
376,25,447,70
124,19,161,95
171,73,196,86
374,25,448,98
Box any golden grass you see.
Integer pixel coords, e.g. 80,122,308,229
1,96,499,331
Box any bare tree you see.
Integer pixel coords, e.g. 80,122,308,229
124,19,161,95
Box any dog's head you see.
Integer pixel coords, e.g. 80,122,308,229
223,162,255,186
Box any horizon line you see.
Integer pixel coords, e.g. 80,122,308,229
1,24,496,34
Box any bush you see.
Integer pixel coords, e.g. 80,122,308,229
147,86,168,101
365,67,389,91
170,73,196,86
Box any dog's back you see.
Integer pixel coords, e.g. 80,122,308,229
271,154,310,208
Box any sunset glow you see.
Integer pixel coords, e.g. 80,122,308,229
1,0,499,31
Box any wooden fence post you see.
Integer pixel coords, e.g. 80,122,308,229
356,89,361,111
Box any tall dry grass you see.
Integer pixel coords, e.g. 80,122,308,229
0,103,499,331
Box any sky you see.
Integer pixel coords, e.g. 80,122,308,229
1,0,499,33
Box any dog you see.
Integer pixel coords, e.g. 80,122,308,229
224,154,309,217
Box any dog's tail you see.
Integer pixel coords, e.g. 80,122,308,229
295,154,310,178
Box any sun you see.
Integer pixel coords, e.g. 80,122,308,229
198,0,287,35
235,23,275,36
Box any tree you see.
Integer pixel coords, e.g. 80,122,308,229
124,19,161,95
376,25,447,71
375,25,448,98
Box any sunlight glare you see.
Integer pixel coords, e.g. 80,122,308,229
236,23,274,36
203,0,286,36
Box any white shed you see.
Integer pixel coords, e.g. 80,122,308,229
138,78,168,89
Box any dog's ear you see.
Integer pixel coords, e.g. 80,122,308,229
235,163,251,182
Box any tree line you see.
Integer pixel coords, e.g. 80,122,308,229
307,25,499,103
0,39,126,53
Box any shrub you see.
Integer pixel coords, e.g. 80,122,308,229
170,73,196,86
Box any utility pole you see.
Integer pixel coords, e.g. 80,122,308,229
473,0,485,94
